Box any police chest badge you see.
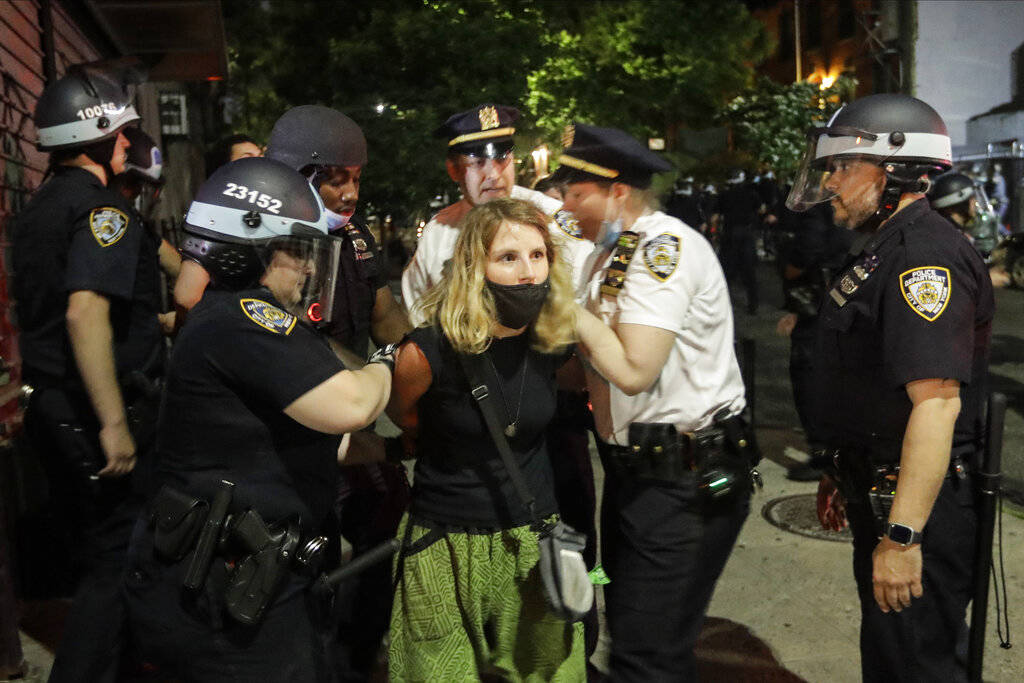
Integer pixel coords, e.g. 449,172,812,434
240,298,297,335
899,267,951,321
89,207,129,247
642,233,681,281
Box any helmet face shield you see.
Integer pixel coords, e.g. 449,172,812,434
259,235,342,326
786,135,839,211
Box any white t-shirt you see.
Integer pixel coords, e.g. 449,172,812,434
401,185,593,325
578,211,746,445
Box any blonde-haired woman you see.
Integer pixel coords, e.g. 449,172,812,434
386,198,584,681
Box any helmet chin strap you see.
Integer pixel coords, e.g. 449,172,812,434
83,136,118,185
858,164,932,234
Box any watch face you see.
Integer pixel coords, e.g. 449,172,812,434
888,523,914,545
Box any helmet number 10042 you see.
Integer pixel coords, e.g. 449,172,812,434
222,182,282,214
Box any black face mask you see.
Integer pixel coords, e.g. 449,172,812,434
486,279,550,330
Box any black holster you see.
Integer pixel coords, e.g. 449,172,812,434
148,483,306,628
220,510,301,626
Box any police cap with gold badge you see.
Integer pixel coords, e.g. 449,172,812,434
551,122,673,189
434,104,520,158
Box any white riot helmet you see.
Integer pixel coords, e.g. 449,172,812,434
183,156,342,326
35,58,144,151
786,94,952,229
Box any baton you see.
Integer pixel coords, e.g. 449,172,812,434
319,537,401,590
968,392,1006,683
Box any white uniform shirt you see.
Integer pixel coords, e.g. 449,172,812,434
401,185,593,325
579,211,746,445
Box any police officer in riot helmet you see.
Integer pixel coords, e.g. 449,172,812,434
123,156,395,681
11,58,158,683
265,105,412,680
788,94,994,682
265,104,410,354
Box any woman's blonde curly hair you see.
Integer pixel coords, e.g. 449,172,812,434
413,198,578,355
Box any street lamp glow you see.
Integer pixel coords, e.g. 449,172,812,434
375,103,386,114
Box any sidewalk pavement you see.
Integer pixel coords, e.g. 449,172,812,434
683,426,1023,682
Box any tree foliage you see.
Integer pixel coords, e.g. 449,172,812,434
718,75,857,181
525,1,773,156
222,0,553,221
219,0,773,219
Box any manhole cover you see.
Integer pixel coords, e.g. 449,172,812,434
762,494,852,543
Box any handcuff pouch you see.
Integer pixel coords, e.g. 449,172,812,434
150,486,209,562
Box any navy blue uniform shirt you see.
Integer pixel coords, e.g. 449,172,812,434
156,288,345,531
812,199,994,459
11,166,162,387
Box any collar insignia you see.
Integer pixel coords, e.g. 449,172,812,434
240,298,297,335
561,124,575,149
89,207,129,247
899,267,951,322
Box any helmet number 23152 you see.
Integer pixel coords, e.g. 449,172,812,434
222,183,282,214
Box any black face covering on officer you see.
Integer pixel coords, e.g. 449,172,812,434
487,279,550,329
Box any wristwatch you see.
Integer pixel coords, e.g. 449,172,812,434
884,522,923,546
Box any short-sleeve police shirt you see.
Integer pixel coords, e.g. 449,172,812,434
156,288,345,531
812,199,994,455
11,166,162,385
578,211,746,444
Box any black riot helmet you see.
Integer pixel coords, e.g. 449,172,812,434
928,172,975,211
786,94,951,231
265,105,367,180
35,58,144,152
182,156,342,326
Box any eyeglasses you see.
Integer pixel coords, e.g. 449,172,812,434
458,149,515,171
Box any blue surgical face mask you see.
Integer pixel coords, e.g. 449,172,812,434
595,218,623,249
325,207,350,233
596,189,624,249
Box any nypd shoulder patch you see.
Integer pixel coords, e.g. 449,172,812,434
89,207,129,247
240,298,297,335
553,209,583,240
899,266,951,322
642,233,681,281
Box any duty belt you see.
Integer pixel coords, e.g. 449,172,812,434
605,424,723,473
604,415,762,498
828,447,971,495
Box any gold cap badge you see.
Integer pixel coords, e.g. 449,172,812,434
478,105,500,131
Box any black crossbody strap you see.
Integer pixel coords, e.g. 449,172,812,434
458,353,540,526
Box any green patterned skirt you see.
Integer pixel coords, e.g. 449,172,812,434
388,514,585,682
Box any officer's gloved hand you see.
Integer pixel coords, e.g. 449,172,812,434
367,343,398,373
817,474,847,531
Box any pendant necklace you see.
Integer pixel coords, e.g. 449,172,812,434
486,348,528,438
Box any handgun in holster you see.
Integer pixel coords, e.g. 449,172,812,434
700,409,763,499
220,509,301,626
